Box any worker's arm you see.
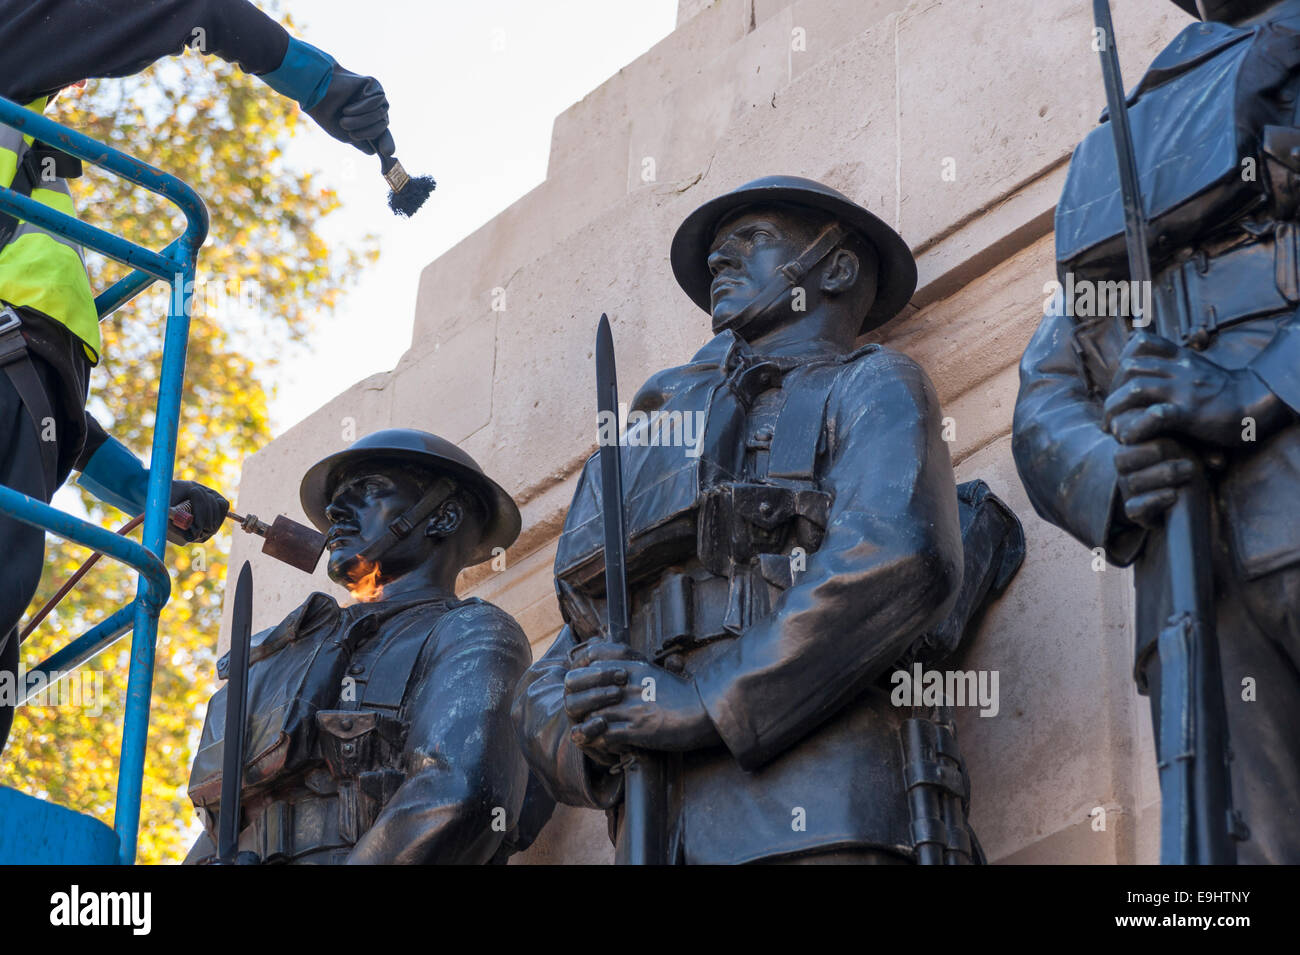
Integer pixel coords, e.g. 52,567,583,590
0,0,288,102
74,413,229,543
0,0,389,155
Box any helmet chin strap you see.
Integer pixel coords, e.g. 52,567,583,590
350,476,457,569
713,223,849,336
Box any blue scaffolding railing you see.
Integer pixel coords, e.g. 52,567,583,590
0,95,208,865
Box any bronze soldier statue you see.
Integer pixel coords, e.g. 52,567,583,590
513,177,1023,864
185,429,538,864
1014,0,1300,863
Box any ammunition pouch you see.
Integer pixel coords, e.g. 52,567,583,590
697,481,830,576
628,573,729,663
316,710,405,777
337,770,406,845
1152,231,1298,349
612,481,828,662
316,710,407,843
248,800,295,865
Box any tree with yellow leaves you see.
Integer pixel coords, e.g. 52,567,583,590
0,11,377,863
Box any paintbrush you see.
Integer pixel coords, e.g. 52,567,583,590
371,138,435,217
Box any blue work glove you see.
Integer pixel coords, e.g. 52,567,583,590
77,437,229,544
259,38,391,155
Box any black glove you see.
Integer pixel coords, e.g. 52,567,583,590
168,481,230,545
306,67,391,155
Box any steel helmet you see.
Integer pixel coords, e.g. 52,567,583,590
300,428,521,566
670,175,917,334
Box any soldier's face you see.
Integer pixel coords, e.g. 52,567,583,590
323,467,425,584
706,208,809,334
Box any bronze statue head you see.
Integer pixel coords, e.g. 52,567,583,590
671,176,916,344
705,204,879,341
299,429,521,600
319,462,474,596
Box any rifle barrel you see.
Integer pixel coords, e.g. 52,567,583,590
1091,0,1236,865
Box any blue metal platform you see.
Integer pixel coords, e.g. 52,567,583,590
0,95,209,864
0,786,118,865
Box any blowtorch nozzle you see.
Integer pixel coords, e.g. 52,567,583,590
228,510,271,538
226,510,325,575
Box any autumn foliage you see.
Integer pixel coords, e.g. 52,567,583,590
0,13,377,863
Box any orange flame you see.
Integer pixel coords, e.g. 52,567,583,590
345,558,384,603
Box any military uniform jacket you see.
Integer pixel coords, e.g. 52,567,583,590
1014,16,1300,671
513,330,964,864
189,591,532,864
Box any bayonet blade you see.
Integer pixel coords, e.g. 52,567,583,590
593,313,669,864
596,313,631,645
217,561,254,864
1093,0,1154,295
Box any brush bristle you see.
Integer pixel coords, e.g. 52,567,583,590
388,175,436,218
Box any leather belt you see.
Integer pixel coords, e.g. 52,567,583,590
627,557,803,663
1153,228,1300,349
629,573,732,662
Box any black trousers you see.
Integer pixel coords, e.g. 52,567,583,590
0,353,70,752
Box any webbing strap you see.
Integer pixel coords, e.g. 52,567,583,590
355,476,457,565
0,307,58,495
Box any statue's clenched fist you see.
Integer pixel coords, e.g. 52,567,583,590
564,640,721,757
1104,332,1289,450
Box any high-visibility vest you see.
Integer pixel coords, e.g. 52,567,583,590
0,97,99,362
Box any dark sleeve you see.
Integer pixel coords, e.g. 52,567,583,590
510,624,624,811
0,0,291,104
72,410,109,471
1011,294,1145,564
1249,313,1300,415
692,349,966,771
347,603,533,865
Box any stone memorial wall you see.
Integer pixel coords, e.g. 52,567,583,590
219,0,1192,864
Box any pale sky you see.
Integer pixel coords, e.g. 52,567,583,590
269,0,679,433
